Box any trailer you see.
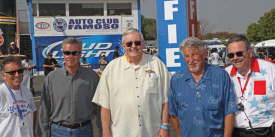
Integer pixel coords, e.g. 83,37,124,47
254,39,275,63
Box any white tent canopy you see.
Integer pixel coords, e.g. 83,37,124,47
207,45,226,49
255,39,275,48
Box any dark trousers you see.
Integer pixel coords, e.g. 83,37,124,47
233,126,274,137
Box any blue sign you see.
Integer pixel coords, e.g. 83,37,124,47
156,0,188,72
34,35,123,70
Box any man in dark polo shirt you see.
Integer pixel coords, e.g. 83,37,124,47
43,53,57,76
39,37,99,137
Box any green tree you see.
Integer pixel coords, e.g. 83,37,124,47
246,8,275,42
199,32,238,40
141,15,157,40
246,23,262,42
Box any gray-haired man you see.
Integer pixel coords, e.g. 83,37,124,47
39,37,99,137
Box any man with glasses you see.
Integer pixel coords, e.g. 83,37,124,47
93,29,170,137
169,37,237,137
39,37,99,137
225,34,275,137
0,56,36,137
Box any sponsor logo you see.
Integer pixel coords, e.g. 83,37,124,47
68,18,119,30
42,38,116,59
35,22,50,29
53,18,67,32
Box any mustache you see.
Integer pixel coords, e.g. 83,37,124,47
187,61,198,65
231,59,243,63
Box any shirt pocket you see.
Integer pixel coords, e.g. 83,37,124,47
144,73,159,94
254,80,266,95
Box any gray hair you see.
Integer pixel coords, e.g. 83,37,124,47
62,37,83,49
0,56,22,72
122,28,144,43
227,34,251,49
179,37,207,51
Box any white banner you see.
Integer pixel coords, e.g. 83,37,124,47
34,16,135,36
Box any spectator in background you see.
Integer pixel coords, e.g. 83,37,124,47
81,57,91,68
43,53,57,76
113,46,120,59
82,57,87,64
98,54,109,72
21,55,36,91
8,42,19,54
209,48,222,66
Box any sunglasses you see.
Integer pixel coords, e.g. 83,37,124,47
4,69,24,75
125,40,142,47
63,51,81,56
227,51,244,59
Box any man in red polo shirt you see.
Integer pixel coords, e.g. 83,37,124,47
225,34,275,137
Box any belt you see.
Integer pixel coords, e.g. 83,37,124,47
234,127,270,133
52,120,91,129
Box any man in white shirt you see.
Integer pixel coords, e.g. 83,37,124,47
209,48,224,67
93,29,170,137
225,34,275,137
0,56,36,137
21,56,35,91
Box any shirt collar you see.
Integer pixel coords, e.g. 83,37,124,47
122,54,147,70
183,63,210,81
229,57,260,76
61,66,82,76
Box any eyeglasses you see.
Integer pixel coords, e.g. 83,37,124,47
63,51,81,56
4,69,24,75
227,51,244,59
125,40,142,47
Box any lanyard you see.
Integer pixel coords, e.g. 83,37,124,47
5,83,24,120
237,73,252,96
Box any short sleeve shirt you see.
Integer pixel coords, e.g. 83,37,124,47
0,84,36,137
93,54,170,137
169,64,237,137
225,58,275,128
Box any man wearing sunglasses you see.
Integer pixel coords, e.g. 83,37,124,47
0,56,36,137
93,29,170,137
39,37,99,137
225,35,275,137
169,37,237,137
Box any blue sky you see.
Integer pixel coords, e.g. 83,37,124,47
141,0,275,33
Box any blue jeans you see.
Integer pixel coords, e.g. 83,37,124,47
51,123,93,137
